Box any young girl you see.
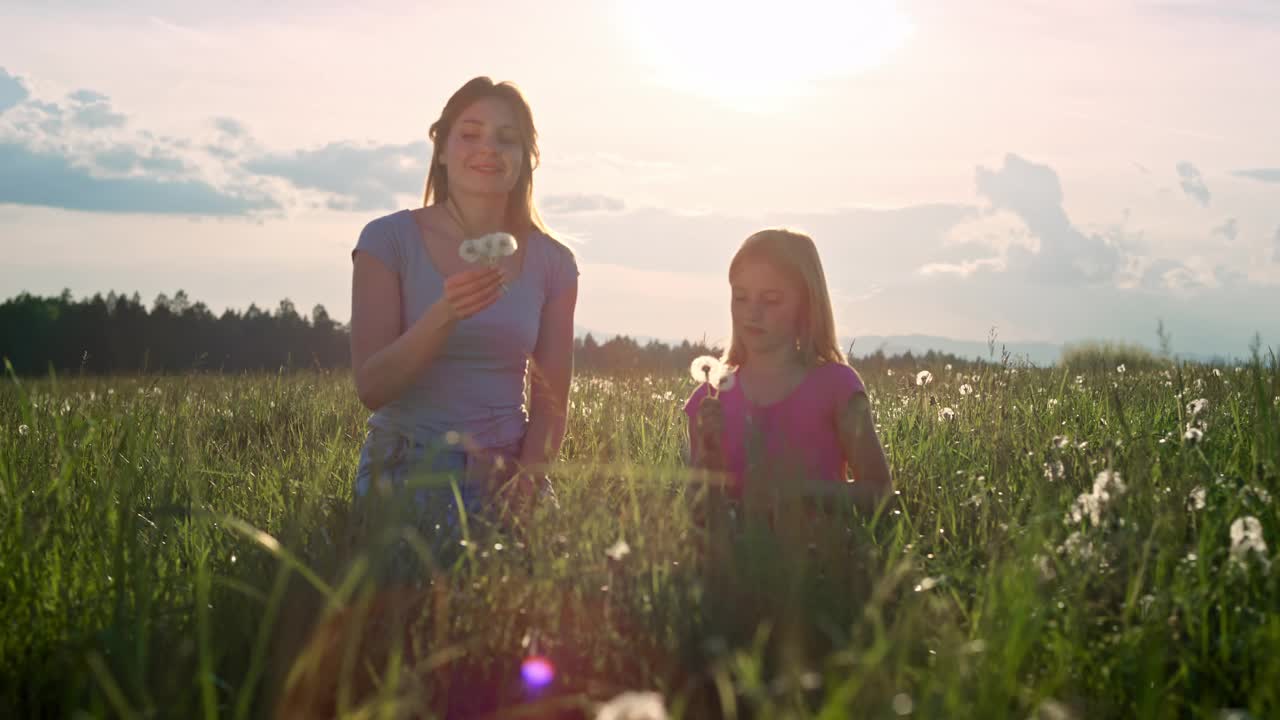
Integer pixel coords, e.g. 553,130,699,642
684,229,892,508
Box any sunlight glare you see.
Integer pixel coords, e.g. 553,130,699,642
614,0,913,110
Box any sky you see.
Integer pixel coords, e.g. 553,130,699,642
1,0,1278,358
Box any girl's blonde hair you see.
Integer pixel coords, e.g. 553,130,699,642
724,228,846,369
423,76,551,239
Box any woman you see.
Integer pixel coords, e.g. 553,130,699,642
349,76,578,545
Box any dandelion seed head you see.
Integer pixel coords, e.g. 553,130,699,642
606,539,631,561
17,424,29,436
458,238,484,264
689,355,723,385
938,406,955,421
1183,426,1204,444
1116,364,1126,374
916,370,933,386
1187,398,1209,417
1187,486,1206,511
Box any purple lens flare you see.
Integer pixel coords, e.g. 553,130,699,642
521,655,555,689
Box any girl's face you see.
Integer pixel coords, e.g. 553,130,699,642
731,259,805,359
441,96,524,197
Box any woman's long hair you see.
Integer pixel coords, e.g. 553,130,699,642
723,228,846,369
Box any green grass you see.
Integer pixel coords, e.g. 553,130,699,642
1,358,1278,718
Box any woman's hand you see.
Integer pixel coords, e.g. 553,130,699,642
439,266,506,322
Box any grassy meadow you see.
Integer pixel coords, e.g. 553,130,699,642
1,353,1278,718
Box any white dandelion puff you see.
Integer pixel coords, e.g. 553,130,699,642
605,539,631,561
913,576,942,592
714,368,737,393
1245,485,1272,505
1066,470,1125,526
595,691,668,720
1116,364,1126,374
1043,460,1065,482
689,355,723,385
1058,531,1095,560
887,368,895,377
916,370,933,386
1187,486,1206,511
938,406,955,421
1229,516,1267,567
944,363,953,371
18,424,30,437
1186,398,1209,417
458,238,484,264
1212,368,1222,378
959,383,973,396
1183,426,1204,444
1051,435,1070,449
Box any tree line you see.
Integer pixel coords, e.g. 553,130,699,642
0,290,967,377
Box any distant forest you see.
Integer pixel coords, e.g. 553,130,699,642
0,290,968,376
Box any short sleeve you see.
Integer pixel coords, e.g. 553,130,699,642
828,363,867,408
544,237,580,301
351,215,401,274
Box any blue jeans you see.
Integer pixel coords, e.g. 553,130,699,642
352,427,522,567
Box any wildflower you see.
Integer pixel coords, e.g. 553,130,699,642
18,424,29,436
1229,516,1268,567
1187,486,1206,511
605,539,631,561
1058,531,1095,560
596,691,668,720
1212,368,1222,377
1048,398,1059,407
1183,426,1204,444
1066,470,1125,526
1116,364,1126,374
1043,460,1065,482
887,368,894,377
1139,594,1156,615
957,383,972,397
916,370,933,386
1186,398,1209,417
1245,485,1272,505
938,406,955,421
944,363,953,371
913,576,942,592
1051,435,1070,449
1034,553,1056,581
1075,375,1085,385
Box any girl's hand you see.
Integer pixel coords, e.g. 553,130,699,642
439,266,506,321
696,396,726,470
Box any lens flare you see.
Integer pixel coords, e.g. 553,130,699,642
521,655,555,689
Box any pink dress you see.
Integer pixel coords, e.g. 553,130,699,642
683,362,867,497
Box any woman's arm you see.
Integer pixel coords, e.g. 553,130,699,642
350,253,505,411
517,282,578,473
836,392,893,508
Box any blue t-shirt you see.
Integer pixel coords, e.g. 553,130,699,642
352,209,578,448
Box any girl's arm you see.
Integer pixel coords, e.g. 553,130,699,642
350,253,504,411
517,281,578,476
836,392,893,509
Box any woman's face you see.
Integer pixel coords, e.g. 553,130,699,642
441,96,524,197
731,259,805,358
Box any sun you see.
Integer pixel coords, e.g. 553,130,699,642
613,0,913,110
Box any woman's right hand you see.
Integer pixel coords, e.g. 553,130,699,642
439,266,506,322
